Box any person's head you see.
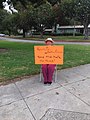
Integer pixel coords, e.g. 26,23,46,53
45,38,54,45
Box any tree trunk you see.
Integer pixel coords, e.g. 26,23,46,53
73,21,75,36
83,22,89,40
54,23,57,34
73,25,75,36
8,29,11,36
23,29,26,38
40,31,43,38
40,26,45,38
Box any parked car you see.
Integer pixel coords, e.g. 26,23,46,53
0,34,5,37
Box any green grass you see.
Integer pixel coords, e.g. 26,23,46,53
0,40,90,83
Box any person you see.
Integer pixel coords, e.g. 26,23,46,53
42,38,56,84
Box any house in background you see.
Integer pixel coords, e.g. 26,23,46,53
44,24,90,35
55,25,84,35
17,24,90,36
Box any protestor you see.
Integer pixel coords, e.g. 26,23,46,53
42,38,56,84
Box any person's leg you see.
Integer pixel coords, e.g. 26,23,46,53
42,64,48,83
48,64,56,83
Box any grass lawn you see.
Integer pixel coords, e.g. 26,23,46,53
0,40,90,84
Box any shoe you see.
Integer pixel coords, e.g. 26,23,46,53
44,82,48,84
48,82,52,84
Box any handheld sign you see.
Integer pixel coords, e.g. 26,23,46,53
34,46,64,64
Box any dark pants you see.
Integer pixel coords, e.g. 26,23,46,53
42,64,56,82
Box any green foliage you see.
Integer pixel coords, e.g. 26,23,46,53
73,0,90,39
61,0,76,19
1,0,90,40
2,13,18,35
47,0,61,6
34,3,53,29
0,0,5,8
73,0,90,23
6,0,61,8
0,9,9,32
60,0,90,39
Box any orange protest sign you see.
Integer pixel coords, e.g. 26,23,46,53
34,46,64,64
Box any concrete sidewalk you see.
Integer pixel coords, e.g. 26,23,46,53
0,64,90,120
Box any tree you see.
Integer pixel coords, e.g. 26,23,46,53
59,0,77,36
1,0,62,10
47,0,61,6
14,4,36,38
2,13,18,36
0,9,9,33
1,0,46,9
34,3,54,37
45,1,70,35
74,0,90,39
0,0,5,8
61,0,90,39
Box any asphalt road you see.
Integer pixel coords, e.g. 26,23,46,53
0,36,90,45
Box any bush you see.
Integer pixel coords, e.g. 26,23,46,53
52,32,83,36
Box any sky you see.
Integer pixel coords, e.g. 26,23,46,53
3,0,18,13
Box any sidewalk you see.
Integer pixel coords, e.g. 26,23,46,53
0,64,90,120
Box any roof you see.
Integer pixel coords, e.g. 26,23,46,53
58,25,90,29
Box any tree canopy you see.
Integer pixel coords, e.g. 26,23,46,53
1,0,90,39
0,0,61,9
